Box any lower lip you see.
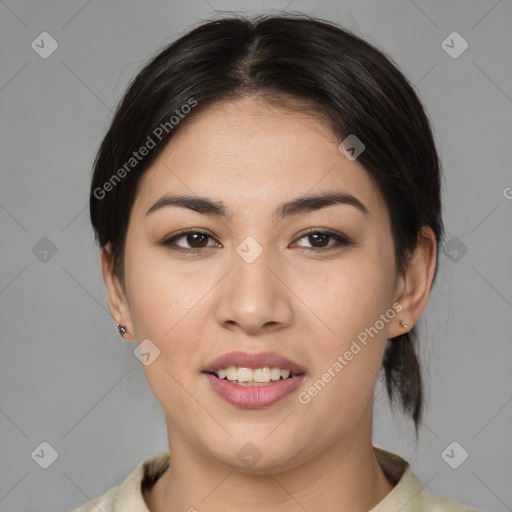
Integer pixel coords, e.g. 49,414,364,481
204,373,305,408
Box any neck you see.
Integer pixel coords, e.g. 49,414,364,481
145,424,394,512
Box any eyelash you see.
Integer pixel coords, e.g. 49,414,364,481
158,228,352,254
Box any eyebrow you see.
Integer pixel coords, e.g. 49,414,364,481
145,191,369,220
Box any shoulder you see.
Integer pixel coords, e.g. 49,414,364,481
420,494,482,512
72,484,121,512
372,446,482,512
405,479,483,512
71,451,170,512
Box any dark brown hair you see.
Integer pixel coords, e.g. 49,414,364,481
90,13,443,430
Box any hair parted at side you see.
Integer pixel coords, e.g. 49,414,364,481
90,13,443,431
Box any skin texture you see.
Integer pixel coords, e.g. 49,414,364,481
102,96,437,512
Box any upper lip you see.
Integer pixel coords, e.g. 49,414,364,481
203,351,306,374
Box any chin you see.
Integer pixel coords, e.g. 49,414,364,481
199,433,310,475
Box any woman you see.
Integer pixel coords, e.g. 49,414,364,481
75,13,479,512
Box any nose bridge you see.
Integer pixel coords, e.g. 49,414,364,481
214,238,292,333
232,239,279,311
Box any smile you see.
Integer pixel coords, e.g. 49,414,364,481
202,352,306,408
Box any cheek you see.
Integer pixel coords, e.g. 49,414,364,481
123,241,213,367
123,246,212,417
301,246,397,348
294,243,396,416
124,235,199,328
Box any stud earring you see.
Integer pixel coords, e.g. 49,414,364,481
399,320,408,329
117,324,127,336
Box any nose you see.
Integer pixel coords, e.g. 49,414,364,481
214,248,293,336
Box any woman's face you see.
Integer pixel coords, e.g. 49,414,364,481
107,96,410,472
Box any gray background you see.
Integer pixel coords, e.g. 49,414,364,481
0,0,511,511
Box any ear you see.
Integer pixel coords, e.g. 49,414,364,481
101,243,135,340
388,227,437,338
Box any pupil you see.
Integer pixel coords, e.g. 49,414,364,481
310,232,328,247
188,233,207,248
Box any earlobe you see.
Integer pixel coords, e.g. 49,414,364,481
101,244,134,340
389,227,437,339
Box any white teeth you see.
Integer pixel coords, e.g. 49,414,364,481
270,367,282,381
213,366,296,383
237,367,253,382
253,367,270,383
226,366,238,381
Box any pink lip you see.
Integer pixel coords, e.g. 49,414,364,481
202,351,306,409
202,351,306,374
205,373,306,408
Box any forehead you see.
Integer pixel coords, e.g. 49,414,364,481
133,96,385,220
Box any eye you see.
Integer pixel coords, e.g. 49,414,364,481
159,228,351,254
159,229,221,252
292,229,351,251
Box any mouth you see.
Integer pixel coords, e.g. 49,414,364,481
202,351,306,408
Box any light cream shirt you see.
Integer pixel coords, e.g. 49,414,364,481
72,446,480,511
